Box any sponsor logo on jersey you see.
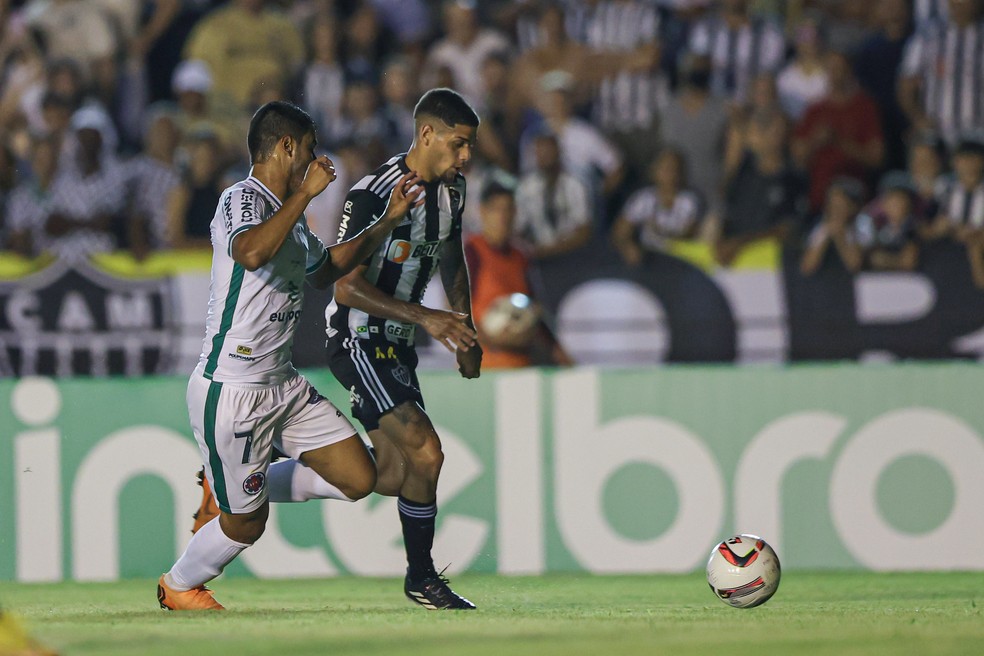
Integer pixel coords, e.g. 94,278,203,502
356,325,368,333
236,345,253,356
286,281,300,303
269,310,302,322
243,471,265,495
228,352,256,361
337,200,354,240
386,239,441,263
385,322,415,340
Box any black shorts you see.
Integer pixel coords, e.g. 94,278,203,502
326,337,424,432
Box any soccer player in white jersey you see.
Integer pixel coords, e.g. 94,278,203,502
157,101,423,610
325,88,482,609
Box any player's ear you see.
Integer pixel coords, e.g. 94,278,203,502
281,135,293,158
419,123,434,146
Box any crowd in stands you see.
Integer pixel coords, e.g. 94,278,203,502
1,0,984,287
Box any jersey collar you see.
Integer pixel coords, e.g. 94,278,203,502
245,173,283,210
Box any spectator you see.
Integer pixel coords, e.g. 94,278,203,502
166,129,226,250
688,0,786,105
899,0,984,146
924,137,984,253
5,134,59,256
45,106,128,262
341,2,395,83
23,0,117,76
660,54,729,212
475,51,516,171
777,15,829,121
379,57,419,154
855,0,912,171
183,0,305,110
521,70,624,221
302,15,345,139
464,181,573,369
326,78,391,164
423,0,511,109
612,146,706,266
126,106,182,257
800,176,865,275
510,2,592,115
792,51,884,213
515,130,592,260
716,116,806,267
583,0,667,182
14,58,86,138
171,59,239,159
908,132,948,223
822,0,873,57
854,170,920,271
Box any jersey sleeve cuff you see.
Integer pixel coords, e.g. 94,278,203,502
306,249,329,274
227,224,256,257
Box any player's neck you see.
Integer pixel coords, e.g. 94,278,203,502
404,147,436,184
249,165,287,202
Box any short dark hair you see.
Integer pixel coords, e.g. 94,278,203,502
247,101,316,164
413,88,480,130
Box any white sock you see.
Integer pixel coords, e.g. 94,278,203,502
267,458,354,502
165,518,249,591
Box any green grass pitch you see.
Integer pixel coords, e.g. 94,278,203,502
2,572,983,656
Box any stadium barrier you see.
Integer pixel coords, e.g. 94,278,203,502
3,238,984,376
2,364,982,582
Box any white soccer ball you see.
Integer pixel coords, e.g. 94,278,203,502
480,293,541,346
706,534,781,608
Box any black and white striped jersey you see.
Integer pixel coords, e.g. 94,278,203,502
902,19,984,145
940,178,984,228
689,15,786,103
325,154,466,346
585,0,667,132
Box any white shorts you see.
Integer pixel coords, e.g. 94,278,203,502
187,372,356,514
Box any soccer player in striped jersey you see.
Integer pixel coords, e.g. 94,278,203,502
325,88,482,610
157,101,423,611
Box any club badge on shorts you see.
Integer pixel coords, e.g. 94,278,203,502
243,471,266,495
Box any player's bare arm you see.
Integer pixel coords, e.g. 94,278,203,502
333,268,477,353
307,172,424,289
232,156,336,271
439,231,482,377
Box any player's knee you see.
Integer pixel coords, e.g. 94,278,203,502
407,440,444,480
338,467,377,501
220,507,268,545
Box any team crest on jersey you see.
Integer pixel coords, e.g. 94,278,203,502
243,472,266,495
392,363,412,387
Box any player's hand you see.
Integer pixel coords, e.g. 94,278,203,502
421,309,477,353
382,172,425,222
456,341,482,379
299,156,337,198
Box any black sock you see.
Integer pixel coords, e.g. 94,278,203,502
398,496,437,582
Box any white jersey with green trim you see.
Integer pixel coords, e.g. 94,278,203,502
194,175,328,385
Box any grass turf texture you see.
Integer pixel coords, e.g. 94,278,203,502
1,573,982,656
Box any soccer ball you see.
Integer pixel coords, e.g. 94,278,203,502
480,293,541,346
706,534,781,608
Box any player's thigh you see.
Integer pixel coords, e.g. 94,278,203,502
377,400,441,453
297,434,376,491
187,376,278,515
277,375,366,466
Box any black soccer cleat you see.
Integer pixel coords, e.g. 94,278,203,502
404,570,476,610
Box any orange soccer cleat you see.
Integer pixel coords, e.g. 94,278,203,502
157,575,225,611
191,467,220,534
